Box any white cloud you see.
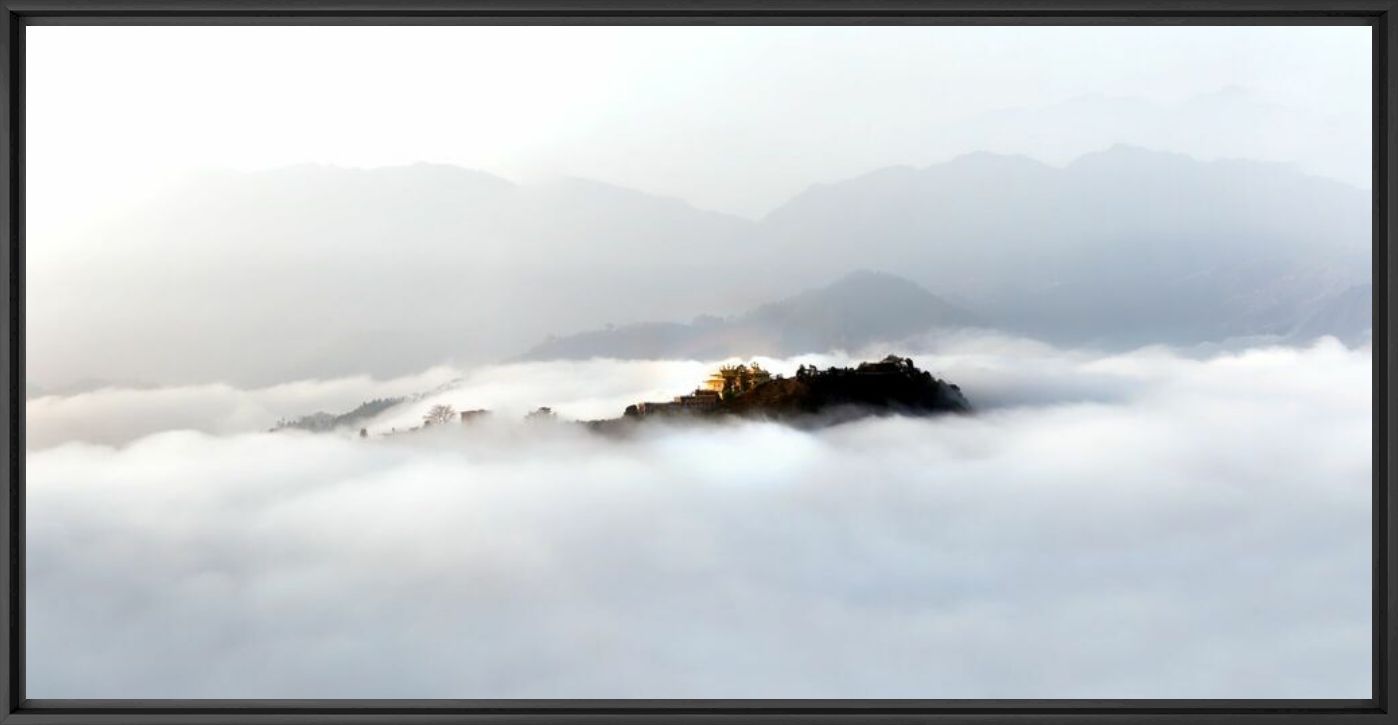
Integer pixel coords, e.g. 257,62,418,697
24,337,1371,697
24,366,461,450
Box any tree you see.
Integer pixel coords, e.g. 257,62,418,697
423,404,457,426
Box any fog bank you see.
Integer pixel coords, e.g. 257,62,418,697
26,338,1371,697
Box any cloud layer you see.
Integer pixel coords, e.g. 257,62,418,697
25,337,1371,698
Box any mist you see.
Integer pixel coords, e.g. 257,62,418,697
26,336,1371,697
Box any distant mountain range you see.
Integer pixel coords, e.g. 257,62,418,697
522,270,978,361
1288,283,1372,346
919,88,1369,191
29,145,1372,389
760,146,1369,347
522,267,1370,363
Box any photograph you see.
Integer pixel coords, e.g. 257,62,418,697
22,24,1373,700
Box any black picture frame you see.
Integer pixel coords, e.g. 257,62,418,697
2,2,1391,723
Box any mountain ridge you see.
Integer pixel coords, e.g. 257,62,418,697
521,269,979,361
28,144,1371,389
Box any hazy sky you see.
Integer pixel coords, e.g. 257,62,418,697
27,25,1370,228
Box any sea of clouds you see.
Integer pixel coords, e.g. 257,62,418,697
24,334,1372,698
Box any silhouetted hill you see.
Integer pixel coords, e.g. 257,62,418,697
1288,284,1372,345
590,355,969,433
761,145,1369,347
719,356,970,420
271,397,406,433
31,164,762,388
522,270,978,361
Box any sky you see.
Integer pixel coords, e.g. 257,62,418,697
26,24,1370,230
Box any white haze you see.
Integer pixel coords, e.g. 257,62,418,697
24,329,1333,448
28,26,1367,232
24,26,1371,390
24,366,461,450
26,336,1372,697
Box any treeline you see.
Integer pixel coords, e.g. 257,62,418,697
271,397,406,433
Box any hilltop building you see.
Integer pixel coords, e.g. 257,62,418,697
621,355,968,422
625,388,721,418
